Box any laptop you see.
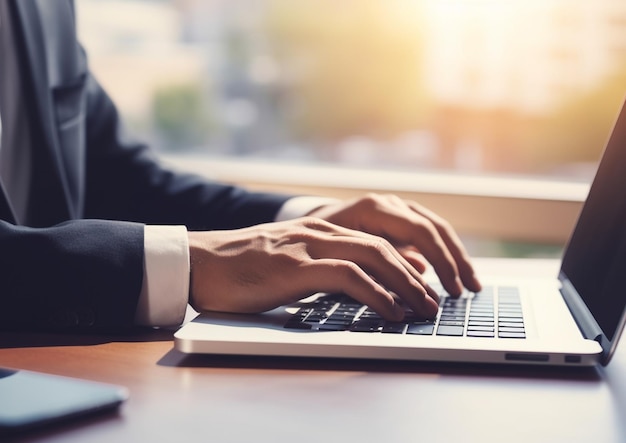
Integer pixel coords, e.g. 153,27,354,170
174,98,626,367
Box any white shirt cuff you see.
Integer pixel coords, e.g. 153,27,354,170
135,197,337,327
275,196,339,221
135,225,189,327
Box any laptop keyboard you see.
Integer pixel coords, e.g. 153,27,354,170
284,285,526,339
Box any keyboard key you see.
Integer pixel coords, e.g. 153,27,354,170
381,322,407,334
284,321,313,330
359,312,382,320
468,312,494,318
327,314,356,322
499,326,525,334
403,315,432,323
322,319,353,327
442,307,467,313
350,320,383,332
444,299,467,305
436,325,464,336
318,323,350,331
467,330,495,338
468,320,495,327
467,326,494,332
471,306,494,311
499,308,522,314
304,312,327,322
469,308,494,314
440,315,465,321
499,331,526,339
499,322,525,329
442,307,466,313
406,324,435,335
438,320,465,327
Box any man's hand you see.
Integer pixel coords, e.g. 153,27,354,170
188,217,441,321
307,193,482,297
188,194,481,321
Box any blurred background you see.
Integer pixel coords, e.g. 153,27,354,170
76,0,626,182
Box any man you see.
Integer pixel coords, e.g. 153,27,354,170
0,0,480,333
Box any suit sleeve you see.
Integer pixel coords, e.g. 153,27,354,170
82,74,292,231
0,219,144,333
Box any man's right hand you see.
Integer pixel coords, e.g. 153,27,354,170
187,217,441,320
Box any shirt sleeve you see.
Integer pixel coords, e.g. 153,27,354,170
135,196,339,327
274,196,339,221
135,225,190,327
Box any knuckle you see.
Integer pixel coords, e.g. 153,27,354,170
416,219,439,241
335,261,363,282
299,216,332,231
363,192,401,205
358,193,384,210
274,250,303,268
363,236,392,256
429,214,451,232
438,219,454,235
298,216,319,227
363,192,382,202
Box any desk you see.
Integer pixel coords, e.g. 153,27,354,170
1,259,625,443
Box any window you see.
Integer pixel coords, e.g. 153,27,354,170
76,0,626,256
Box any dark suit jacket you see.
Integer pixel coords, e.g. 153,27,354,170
0,0,290,333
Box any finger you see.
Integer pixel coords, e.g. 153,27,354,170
397,246,428,274
306,233,440,315
376,208,464,297
410,223,464,297
314,218,442,305
408,202,482,292
298,217,440,309
395,249,442,305
302,217,424,278
352,195,469,297
301,258,439,320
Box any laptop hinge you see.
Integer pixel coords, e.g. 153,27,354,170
559,273,603,343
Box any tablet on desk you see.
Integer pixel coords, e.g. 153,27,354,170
0,367,128,436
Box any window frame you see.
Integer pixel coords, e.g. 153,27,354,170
164,155,588,246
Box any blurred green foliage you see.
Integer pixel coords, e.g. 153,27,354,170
152,82,213,150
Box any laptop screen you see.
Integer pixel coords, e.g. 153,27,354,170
561,98,626,349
